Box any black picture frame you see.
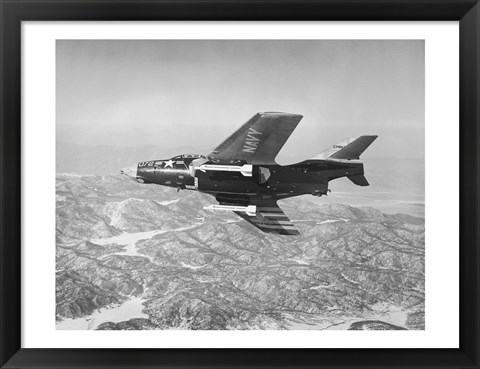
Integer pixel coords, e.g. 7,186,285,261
1,0,479,368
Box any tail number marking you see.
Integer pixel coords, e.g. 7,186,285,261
139,161,155,167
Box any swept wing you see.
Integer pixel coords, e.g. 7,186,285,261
208,112,303,165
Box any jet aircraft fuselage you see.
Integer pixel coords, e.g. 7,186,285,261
129,155,365,203
121,112,377,235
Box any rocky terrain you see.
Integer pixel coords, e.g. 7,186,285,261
56,173,425,330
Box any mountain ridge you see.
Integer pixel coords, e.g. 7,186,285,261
56,174,425,330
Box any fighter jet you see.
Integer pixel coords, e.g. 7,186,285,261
121,112,377,235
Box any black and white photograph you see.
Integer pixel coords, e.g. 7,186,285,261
55,39,425,331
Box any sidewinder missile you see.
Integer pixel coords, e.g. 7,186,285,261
204,204,257,216
196,164,253,177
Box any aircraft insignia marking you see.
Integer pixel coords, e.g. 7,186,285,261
243,127,262,153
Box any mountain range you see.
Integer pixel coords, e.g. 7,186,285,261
56,173,425,330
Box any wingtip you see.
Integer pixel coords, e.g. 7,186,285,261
361,135,379,141
258,111,303,118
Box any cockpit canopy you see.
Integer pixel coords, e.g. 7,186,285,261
147,154,206,169
171,154,205,160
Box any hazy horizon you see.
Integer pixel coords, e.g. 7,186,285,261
55,140,424,159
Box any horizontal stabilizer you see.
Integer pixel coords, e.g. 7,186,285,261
348,175,369,186
313,135,378,160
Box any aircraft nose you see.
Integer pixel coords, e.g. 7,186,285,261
120,164,137,180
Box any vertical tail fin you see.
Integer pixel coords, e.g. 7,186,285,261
312,135,378,160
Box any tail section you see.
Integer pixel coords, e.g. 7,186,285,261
312,135,378,160
347,174,369,186
310,135,377,187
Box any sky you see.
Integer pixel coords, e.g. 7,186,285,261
56,40,424,162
